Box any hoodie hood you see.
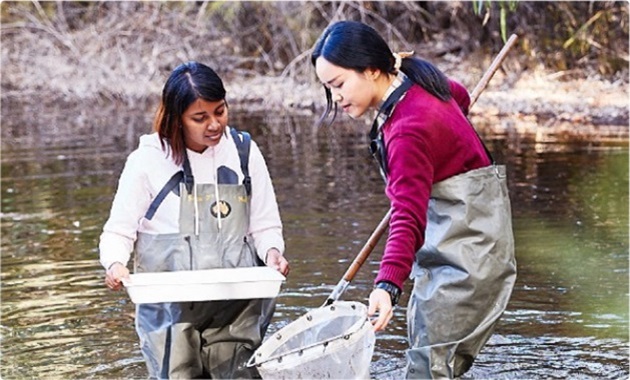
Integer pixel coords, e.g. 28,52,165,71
138,129,233,161
138,132,166,150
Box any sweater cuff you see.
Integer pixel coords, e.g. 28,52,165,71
375,265,408,291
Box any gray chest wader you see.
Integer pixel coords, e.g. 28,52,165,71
405,165,516,379
370,80,517,379
133,129,275,379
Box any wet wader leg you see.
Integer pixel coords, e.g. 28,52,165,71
199,298,275,379
165,323,204,379
136,304,204,379
406,278,502,379
405,272,481,379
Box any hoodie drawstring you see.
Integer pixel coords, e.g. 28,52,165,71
193,183,200,236
214,176,222,231
211,149,222,230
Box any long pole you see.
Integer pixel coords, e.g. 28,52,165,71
470,34,519,106
323,34,519,306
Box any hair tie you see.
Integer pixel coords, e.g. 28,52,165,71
393,51,414,72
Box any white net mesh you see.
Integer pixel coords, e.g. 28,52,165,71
248,301,376,379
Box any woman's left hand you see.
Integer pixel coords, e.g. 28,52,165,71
368,288,393,331
266,248,290,276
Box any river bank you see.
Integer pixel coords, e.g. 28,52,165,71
1,55,628,144
223,60,629,142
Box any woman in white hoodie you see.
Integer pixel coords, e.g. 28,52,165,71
100,61,289,379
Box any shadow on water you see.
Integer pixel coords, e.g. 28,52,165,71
1,99,628,379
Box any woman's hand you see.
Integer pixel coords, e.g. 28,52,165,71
266,248,289,276
105,262,130,291
368,288,393,331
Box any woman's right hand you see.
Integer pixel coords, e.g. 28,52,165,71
105,262,130,291
265,248,290,276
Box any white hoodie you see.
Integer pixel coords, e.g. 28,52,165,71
99,127,285,270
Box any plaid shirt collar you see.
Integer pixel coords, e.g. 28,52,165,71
375,71,409,127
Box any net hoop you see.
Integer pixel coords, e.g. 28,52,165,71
248,301,376,378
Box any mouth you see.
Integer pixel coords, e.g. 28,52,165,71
205,132,222,141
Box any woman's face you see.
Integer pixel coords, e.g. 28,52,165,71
181,98,228,152
315,57,380,119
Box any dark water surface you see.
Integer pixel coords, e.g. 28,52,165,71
1,104,628,379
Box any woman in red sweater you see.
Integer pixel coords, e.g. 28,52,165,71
311,21,517,378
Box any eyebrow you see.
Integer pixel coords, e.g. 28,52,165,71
188,101,226,116
189,111,207,116
324,75,341,85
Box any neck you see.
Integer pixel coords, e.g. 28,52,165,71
374,72,405,111
379,73,397,98
370,73,396,110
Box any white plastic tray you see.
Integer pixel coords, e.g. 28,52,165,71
123,267,285,304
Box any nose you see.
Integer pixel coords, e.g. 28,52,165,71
206,117,221,131
332,91,343,103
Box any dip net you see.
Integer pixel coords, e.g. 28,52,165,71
248,301,376,379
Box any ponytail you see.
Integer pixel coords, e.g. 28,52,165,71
399,57,451,102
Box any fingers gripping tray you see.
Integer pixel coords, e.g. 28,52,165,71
123,267,285,304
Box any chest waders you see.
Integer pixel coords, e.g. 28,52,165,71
371,80,517,379
134,129,275,379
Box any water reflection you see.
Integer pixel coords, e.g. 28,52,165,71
1,103,628,379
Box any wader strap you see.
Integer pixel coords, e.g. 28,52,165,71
144,171,183,220
369,78,413,181
182,153,194,194
230,128,252,196
144,153,194,221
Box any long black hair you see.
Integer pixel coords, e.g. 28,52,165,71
153,61,226,165
311,21,451,123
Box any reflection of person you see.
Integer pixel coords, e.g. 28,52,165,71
311,21,516,378
99,61,289,379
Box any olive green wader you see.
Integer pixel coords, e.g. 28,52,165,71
133,131,274,379
405,165,517,379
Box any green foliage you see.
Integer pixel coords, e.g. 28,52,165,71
472,0,519,42
518,1,628,76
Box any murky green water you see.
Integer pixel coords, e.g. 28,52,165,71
1,103,628,379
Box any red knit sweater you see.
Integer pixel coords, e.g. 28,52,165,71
374,80,491,290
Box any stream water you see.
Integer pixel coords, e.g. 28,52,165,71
1,102,628,379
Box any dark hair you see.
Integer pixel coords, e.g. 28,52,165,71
153,61,226,165
311,21,451,123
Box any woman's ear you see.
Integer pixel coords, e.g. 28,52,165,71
364,67,382,81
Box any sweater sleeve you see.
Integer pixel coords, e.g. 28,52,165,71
247,140,285,262
375,129,434,290
99,151,152,270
